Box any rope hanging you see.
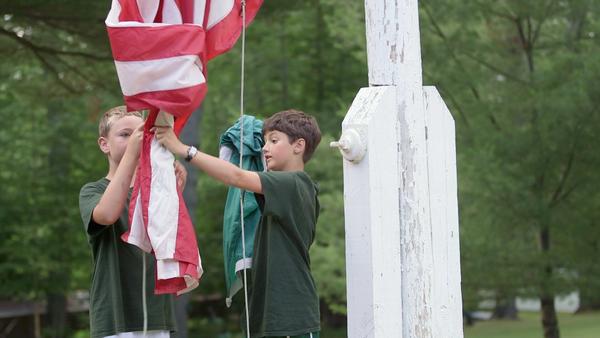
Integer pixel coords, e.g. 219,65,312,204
238,2,252,338
134,2,252,337
142,253,148,336
141,2,250,337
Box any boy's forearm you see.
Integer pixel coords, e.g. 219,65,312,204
188,149,244,186
174,145,261,193
154,126,262,192
93,150,138,225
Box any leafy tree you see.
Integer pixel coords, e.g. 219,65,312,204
4,1,600,338
421,1,600,337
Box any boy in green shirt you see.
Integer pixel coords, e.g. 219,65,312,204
79,106,186,338
154,109,322,338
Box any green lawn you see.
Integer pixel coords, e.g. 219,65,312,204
465,311,600,338
271,311,600,338
315,311,600,338
88,310,596,338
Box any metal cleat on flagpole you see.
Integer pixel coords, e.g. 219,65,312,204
330,128,367,163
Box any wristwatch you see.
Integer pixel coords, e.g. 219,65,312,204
185,146,198,162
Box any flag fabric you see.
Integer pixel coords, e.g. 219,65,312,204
218,116,265,306
125,111,202,295
105,0,263,295
106,0,263,129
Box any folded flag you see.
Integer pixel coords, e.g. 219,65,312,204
219,115,265,306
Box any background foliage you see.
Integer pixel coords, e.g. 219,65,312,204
1,0,600,336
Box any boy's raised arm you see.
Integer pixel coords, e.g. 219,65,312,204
93,123,144,225
153,126,263,194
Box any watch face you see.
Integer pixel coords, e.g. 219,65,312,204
186,146,197,161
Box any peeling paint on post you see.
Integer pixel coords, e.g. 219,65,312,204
424,87,464,338
333,1,464,337
337,86,401,337
366,1,434,337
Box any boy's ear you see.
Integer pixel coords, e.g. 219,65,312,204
293,138,306,155
98,137,110,154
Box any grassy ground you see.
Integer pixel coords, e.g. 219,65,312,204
298,311,600,338
73,311,600,338
322,312,600,338
465,311,600,338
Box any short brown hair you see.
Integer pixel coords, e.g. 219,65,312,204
98,105,143,137
263,109,322,163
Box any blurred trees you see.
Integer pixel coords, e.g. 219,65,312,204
421,1,600,337
1,0,600,337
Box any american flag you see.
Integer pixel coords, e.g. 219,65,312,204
105,0,263,295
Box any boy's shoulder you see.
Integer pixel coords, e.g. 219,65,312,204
80,177,109,197
259,170,311,179
259,170,315,189
258,171,318,206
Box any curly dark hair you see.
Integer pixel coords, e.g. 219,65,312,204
262,109,322,163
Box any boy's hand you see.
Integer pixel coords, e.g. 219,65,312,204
174,161,187,191
127,122,145,157
153,126,187,157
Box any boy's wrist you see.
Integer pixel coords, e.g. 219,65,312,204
178,144,190,158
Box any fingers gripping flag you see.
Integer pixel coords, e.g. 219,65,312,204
105,0,263,295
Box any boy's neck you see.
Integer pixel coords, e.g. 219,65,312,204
105,159,119,180
277,158,304,172
284,162,304,172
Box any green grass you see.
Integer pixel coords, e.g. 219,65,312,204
73,311,600,338
465,311,600,338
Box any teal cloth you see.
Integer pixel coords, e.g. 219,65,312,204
220,115,264,306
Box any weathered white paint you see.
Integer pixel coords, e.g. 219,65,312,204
365,1,434,337
337,1,463,337
424,87,464,338
341,86,402,338
365,0,423,87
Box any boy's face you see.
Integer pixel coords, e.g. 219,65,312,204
98,115,144,165
262,130,304,171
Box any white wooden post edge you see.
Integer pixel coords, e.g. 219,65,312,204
338,86,403,338
424,86,464,338
337,1,464,337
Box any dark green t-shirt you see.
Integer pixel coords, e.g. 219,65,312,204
79,178,175,338
247,171,321,337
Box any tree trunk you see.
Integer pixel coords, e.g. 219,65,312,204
174,293,190,338
541,296,559,338
46,105,69,338
518,13,562,337
540,226,559,338
46,293,67,338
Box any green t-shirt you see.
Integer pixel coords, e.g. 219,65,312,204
79,178,175,338
247,171,321,337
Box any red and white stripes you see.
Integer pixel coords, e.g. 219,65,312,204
124,112,203,295
106,0,262,120
106,0,262,295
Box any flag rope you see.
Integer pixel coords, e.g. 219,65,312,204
238,2,252,338
142,252,148,336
